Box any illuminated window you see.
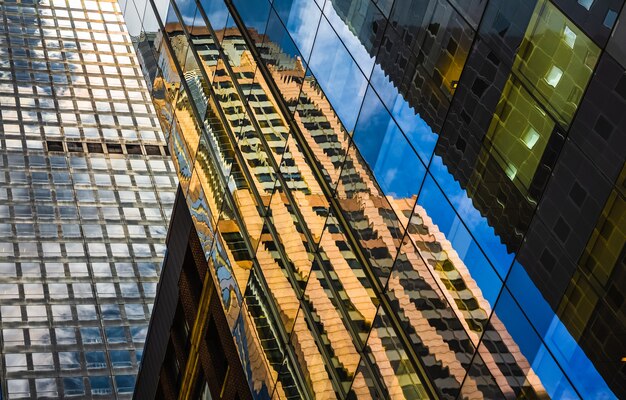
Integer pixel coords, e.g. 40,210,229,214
515,0,600,127
563,26,577,48
544,65,563,87
505,164,518,181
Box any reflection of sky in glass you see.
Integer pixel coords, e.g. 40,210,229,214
323,4,376,77
198,0,229,31
131,0,619,396
353,87,426,198
507,263,617,399
369,61,438,162
273,0,321,62
368,126,425,198
417,176,502,305
302,6,616,396
308,16,368,131
429,155,515,274
357,84,436,165
168,0,192,25
233,0,269,34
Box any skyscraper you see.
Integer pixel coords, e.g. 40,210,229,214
123,0,625,399
0,0,177,398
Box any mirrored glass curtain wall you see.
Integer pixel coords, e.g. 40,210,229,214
121,0,625,399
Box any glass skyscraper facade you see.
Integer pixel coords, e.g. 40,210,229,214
0,0,177,398
123,0,625,399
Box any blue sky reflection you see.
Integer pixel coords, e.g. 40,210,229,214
507,263,617,399
167,0,618,396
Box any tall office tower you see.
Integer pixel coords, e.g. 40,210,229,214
0,0,177,398
122,0,625,399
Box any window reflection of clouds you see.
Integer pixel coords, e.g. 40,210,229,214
308,17,368,131
323,1,377,77
273,0,321,63
353,111,426,198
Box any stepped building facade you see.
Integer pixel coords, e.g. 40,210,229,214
121,0,625,399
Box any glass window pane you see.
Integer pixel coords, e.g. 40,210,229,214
307,17,369,132
514,0,600,127
352,86,427,196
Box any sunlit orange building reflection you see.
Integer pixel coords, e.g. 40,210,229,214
134,22,552,400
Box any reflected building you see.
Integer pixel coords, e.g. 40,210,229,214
0,0,177,398
121,0,625,399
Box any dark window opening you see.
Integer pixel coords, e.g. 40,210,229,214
107,143,123,154
47,141,63,152
145,145,161,155
87,143,104,153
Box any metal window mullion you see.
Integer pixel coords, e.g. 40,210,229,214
149,4,314,398
200,1,388,397
222,1,440,398
188,3,358,398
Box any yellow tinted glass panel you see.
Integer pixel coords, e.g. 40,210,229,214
514,0,600,127
486,78,555,191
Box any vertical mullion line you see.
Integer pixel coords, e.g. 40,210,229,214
204,2,358,399
162,1,315,398
223,0,441,398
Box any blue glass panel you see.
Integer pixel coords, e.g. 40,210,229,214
542,318,617,399
114,375,136,394
429,155,515,276
323,1,381,78
136,349,143,363
507,261,555,336
198,0,229,32
233,0,270,36
164,0,180,26
89,376,112,395
308,16,369,131
352,86,426,198
63,377,84,396
417,175,502,306
80,327,102,344
369,63,438,162
105,327,126,344
86,352,106,369
486,288,582,399
173,0,196,25
110,350,132,368
273,0,322,62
